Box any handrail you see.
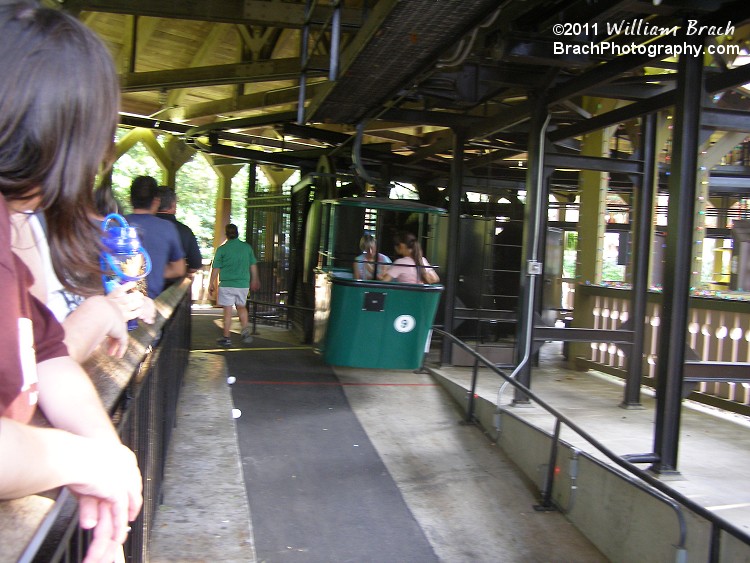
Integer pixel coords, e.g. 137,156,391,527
3,280,192,563
247,298,315,334
432,327,750,561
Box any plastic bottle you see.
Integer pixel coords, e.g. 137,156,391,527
100,213,152,330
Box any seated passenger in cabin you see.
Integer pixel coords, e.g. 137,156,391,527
353,233,391,280
380,231,440,284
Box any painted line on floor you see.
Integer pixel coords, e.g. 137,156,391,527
237,380,438,387
195,346,313,352
706,502,750,511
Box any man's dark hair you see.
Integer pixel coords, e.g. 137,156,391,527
130,175,158,209
156,185,176,212
225,223,239,239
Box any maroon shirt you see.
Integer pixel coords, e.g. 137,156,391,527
0,199,67,423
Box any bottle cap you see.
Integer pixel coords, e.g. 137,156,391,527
103,226,141,255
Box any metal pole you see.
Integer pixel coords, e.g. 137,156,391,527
245,162,257,245
329,0,341,81
440,128,465,364
709,523,721,563
622,113,657,408
513,99,550,404
652,45,704,474
129,16,138,74
536,418,561,511
297,0,313,124
466,356,479,423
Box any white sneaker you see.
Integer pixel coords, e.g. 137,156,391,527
241,326,253,344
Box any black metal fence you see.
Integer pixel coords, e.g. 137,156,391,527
118,285,190,561
433,327,750,562
3,281,192,563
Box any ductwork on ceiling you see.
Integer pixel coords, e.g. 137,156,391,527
306,0,501,125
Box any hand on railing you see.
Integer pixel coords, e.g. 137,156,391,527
105,281,156,325
61,286,157,363
69,440,143,563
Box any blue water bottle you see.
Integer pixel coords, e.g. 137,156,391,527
100,213,152,330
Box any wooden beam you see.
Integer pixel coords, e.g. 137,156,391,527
166,24,232,108
64,0,364,29
121,56,328,92
162,82,327,121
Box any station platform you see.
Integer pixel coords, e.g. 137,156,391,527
432,345,750,532
148,308,750,562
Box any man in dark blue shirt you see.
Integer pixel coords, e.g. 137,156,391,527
156,185,203,287
125,176,186,298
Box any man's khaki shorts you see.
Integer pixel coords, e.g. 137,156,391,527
217,287,249,306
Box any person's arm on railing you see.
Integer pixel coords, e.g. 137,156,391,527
36,355,143,556
54,280,157,364
0,416,141,563
60,293,129,363
1,298,142,563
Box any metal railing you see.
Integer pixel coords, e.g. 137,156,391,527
573,284,750,415
432,327,750,562
5,281,192,563
246,297,314,335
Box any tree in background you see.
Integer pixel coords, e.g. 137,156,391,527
175,158,218,260
110,131,160,214
230,165,249,241
109,130,272,260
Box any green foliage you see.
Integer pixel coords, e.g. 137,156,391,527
111,130,218,258
563,249,577,279
175,156,218,260
110,130,286,260
562,232,577,279
601,260,625,282
565,231,578,251
110,130,162,214
231,165,249,238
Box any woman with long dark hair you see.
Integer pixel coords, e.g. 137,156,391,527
0,4,142,561
382,231,440,284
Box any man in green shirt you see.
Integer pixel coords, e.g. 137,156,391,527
208,224,261,346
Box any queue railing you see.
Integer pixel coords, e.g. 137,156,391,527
432,327,750,562
2,279,192,563
246,297,314,336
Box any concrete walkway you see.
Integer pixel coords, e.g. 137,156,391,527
149,312,603,562
334,365,603,562
148,314,750,561
148,352,255,562
431,341,750,532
